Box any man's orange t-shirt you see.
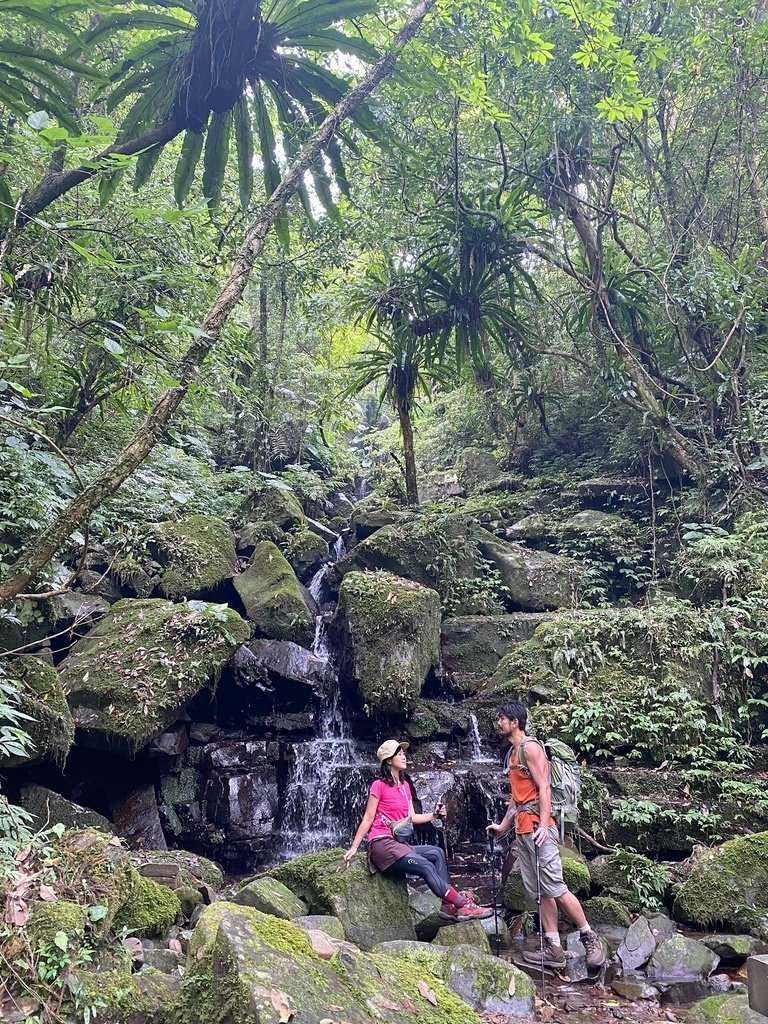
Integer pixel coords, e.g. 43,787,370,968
506,740,556,835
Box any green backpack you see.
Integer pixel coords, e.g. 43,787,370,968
513,737,582,840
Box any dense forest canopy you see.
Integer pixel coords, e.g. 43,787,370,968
2,0,768,1020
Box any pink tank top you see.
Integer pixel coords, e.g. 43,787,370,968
367,778,410,841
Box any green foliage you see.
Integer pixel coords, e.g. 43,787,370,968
604,848,670,911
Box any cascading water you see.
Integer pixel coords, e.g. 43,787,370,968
468,712,494,764
281,535,368,855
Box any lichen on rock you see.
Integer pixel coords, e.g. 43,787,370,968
334,570,441,714
60,598,249,752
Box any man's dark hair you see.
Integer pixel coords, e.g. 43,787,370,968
498,700,528,731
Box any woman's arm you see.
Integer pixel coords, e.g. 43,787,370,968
344,793,379,863
409,799,445,826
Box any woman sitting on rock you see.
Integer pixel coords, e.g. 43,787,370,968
344,740,492,921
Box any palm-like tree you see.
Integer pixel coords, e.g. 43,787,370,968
1,0,381,239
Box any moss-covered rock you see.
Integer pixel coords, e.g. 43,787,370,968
433,921,491,953
61,598,249,752
232,876,308,919
147,515,236,598
74,961,178,1024
476,534,583,611
648,935,719,978
674,833,768,930
503,843,590,911
589,852,671,914
237,519,287,554
334,571,440,714
113,872,181,938
293,914,346,940
20,783,113,833
1,656,74,767
179,902,478,1024
56,829,136,933
582,896,632,927
351,505,414,542
242,483,305,531
286,528,329,581
27,899,87,949
234,540,314,646
685,994,767,1024
455,446,499,491
701,934,764,966
440,613,554,694
131,849,223,890
267,848,416,950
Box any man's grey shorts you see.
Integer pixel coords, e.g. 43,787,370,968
516,826,568,900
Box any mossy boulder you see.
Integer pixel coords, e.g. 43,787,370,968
56,829,136,932
583,896,632,927
61,598,249,752
674,833,768,930
503,843,590,911
234,540,314,646
113,872,181,938
286,528,329,581
20,783,113,833
147,515,236,598
267,848,416,950
701,934,764,966
131,849,223,890
293,914,346,940
237,519,287,554
685,994,767,1024
179,902,478,1024
1,656,74,767
232,876,308,919
242,482,305,531
455,446,499,490
433,921,491,953
476,535,582,611
334,571,440,714
27,899,87,949
441,613,555,694
373,939,535,1018
351,505,414,542
648,935,719,978
74,961,178,1024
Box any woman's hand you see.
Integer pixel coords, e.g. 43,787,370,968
434,803,446,819
343,846,357,864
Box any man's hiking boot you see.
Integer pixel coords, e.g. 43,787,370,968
439,896,493,922
581,928,606,969
523,938,567,970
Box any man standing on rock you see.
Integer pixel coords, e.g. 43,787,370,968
486,699,606,971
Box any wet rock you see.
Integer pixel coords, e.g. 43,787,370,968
189,722,226,744
61,598,249,752
20,784,113,833
685,993,768,1023
440,612,555,693
205,764,278,842
148,723,189,758
410,888,443,941
476,535,584,611
268,848,416,950
234,540,315,646
583,896,632,928
334,570,440,714
618,917,657,971
702,935,764,967
649,936,719,979
111,785,167,850
293,915,346,940
285,528,329,581
1,657,74,767
305,516,339,543
142,948,184,974
245,638,334,691
433,921,491,953
232,876,308,919
612,976,660,1001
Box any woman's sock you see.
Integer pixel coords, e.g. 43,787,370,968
442,886,467,906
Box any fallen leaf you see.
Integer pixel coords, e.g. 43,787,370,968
108,836,122,847
402,996,418,1012
508,973,516,996
416,980,437,1006
270,988,293,1023
39,884,57,902
6,898,29,927
376,998,402,1010
169,938,182,953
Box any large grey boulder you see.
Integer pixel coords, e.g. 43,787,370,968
440,612,555,692
147,514,236,598
476,535,583,610
334,571,440,714
649,935,719,978
232,876,308,919
20,784,113,833
618,916,657,970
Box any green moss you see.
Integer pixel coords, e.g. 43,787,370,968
583,896,632,927
2,655,74,766
233,540,314,645
365,952,479,1023
232,876,308,919
268,848,355,912
242,483,305,531
285,528,328,577
674,832,768,928
58,829,135,932
685,994,767,1024
27,900,86,948
113,871,181,938
338,570,441,713
148,514,236,598
130,849,223,889
75,964,163,1024
60,598,249,752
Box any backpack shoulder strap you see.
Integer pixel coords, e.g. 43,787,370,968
517,737,546,773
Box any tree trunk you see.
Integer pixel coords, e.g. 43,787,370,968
398,402,420,505
0,0,437,605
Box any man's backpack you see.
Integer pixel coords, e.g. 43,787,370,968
509,737,582,840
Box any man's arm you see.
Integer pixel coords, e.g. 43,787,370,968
487,799,516,837
525,741,553,846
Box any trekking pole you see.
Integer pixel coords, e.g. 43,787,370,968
488,833,500,954
534,844,546,1002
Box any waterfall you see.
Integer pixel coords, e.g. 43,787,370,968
468,713,494,764
281,532,368,855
